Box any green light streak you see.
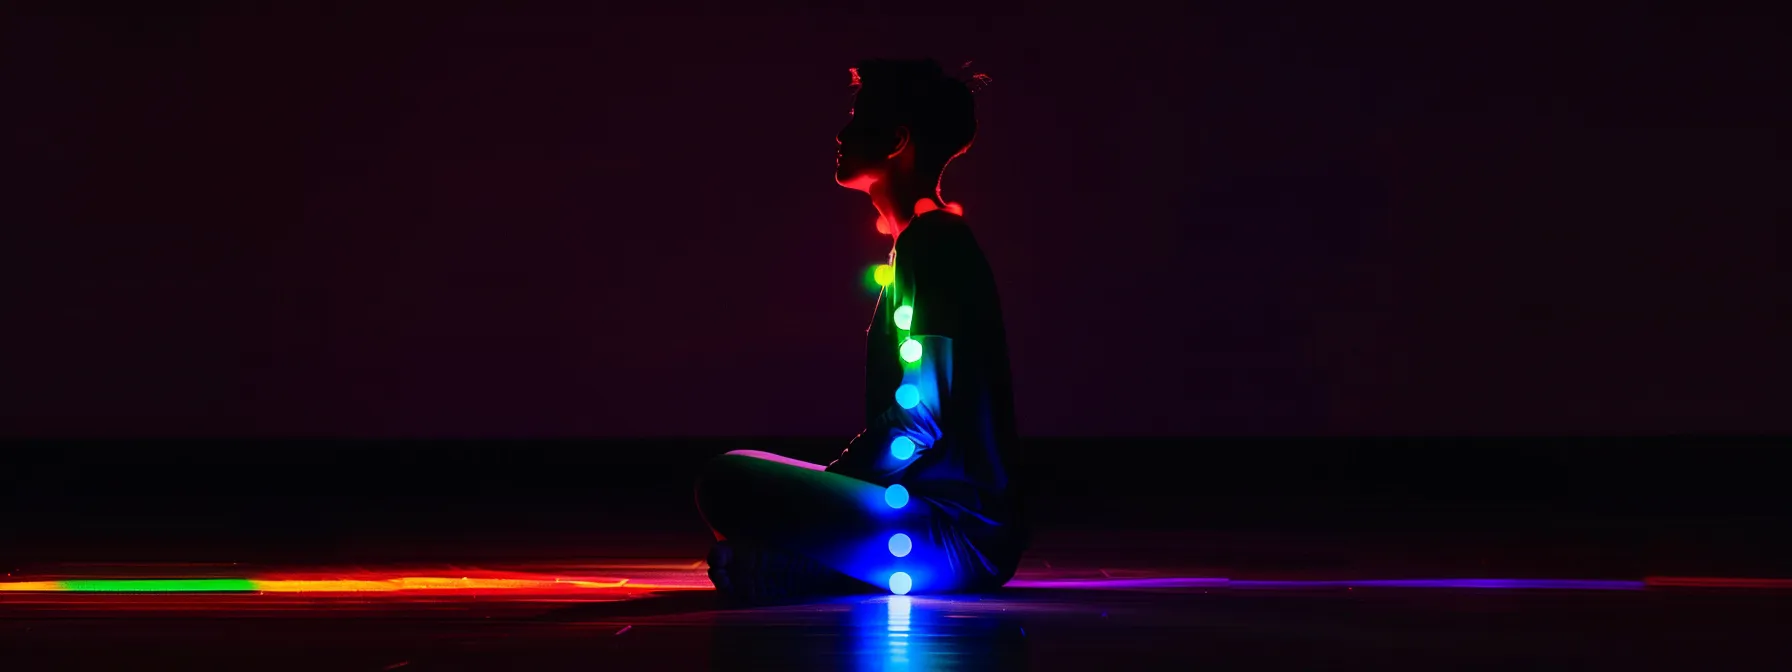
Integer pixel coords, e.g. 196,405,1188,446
59,579,258,592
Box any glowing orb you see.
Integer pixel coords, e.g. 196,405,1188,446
899,338,922,363
893,305,913,330
889,571,912,595
884,483,909,508
895,384,920,409
888,533,913,557
874,264,895,287
890,436,916,460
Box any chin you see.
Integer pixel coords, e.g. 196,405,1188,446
835,171,875,192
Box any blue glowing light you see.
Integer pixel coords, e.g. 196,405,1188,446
890,436,916,460
893,305,913,330
889,571,912,595
884,484,910,509
895,384,920,409
899,338,923,363
888,533,913,557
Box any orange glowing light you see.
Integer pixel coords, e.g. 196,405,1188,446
0,581,64,592
251,580,399,593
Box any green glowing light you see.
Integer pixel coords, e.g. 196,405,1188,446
59,579,259,592
899,338,922,363
893,305,913,330
873,264,895,287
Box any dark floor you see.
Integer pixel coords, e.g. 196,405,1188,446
3,557,1788,671
2,438,1789,669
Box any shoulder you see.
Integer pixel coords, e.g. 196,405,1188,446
896,211,972,257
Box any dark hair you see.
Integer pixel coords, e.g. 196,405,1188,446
850,58,988,172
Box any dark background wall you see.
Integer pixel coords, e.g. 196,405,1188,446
3,7,1785,437
5,439,1789,578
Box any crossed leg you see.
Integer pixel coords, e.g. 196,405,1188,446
695,450,999,595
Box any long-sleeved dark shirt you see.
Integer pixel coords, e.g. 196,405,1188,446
827,209,1024,557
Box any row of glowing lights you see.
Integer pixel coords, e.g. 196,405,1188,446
877,263,919,596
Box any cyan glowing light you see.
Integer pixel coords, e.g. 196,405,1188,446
889,571,912,595
874,264,895,287
899,338,922,363
890,436,916,460
888,533,913,557
884,483,910,509
895,384,920,409
893,305,913,330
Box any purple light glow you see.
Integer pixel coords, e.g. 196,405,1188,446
1229,578,1644,591
1005,577,1644,591
1005,577,1230,590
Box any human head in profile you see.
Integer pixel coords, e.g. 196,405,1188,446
696,58,1022,603
835,58,985,235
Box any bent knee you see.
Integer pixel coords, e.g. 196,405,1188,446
701,452,768,485
695,454,760,515
695,451,827,535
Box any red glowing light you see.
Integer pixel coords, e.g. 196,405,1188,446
912,199,963,217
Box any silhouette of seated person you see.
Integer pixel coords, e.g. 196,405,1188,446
695,59,1023,600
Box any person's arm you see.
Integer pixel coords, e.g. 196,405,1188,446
845,224,967,481
854,334,952,478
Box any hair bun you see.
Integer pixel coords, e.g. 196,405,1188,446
958,61,993,93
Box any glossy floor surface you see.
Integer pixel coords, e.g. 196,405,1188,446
4,549,1788,670
5,440,1789,669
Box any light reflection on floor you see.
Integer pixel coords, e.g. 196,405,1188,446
3,560,1788,670
2,559,1781,606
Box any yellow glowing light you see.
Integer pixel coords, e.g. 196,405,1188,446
874,264,895,287
0,581,64,592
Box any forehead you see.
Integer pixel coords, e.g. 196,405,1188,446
846,89,895,119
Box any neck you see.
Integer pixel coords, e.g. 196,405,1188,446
869,173,943,240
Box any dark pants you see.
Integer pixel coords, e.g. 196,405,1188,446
695,450,1017,594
